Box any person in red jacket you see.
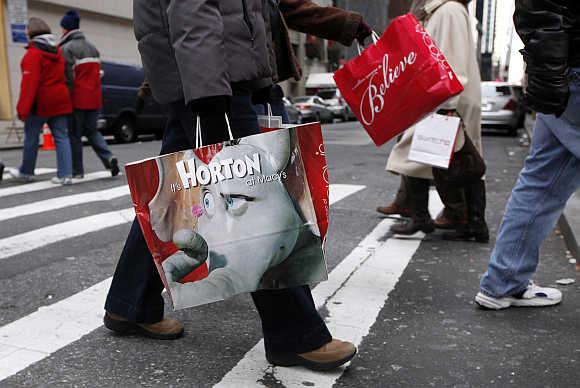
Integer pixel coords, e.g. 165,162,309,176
59,9,118,178
15,17,73,185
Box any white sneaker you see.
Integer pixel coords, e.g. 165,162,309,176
10,170,34,183
51,176,73,185
475,282,562,310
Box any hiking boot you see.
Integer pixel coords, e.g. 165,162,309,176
377,203,412,217
475,283,562,310
51,176,73,185
103,312,184,340
110,157,120,177
266,339,357,371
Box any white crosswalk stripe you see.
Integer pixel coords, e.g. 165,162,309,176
0,185,130,222
3,167,57,180
0,182,367,381
0,171,117,199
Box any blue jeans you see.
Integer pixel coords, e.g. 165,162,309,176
480,68,580,297
70,109,113,175
20,115,73,178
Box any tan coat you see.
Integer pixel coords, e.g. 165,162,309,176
386,1,482,179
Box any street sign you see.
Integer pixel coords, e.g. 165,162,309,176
7,0,28,44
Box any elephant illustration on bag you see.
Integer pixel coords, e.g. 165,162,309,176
147,129,326,308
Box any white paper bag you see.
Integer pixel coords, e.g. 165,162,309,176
408,114,461,169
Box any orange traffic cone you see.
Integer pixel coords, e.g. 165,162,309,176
41,124,56,151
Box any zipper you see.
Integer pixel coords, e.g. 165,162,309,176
241,0,255,45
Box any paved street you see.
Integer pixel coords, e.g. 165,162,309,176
0,122,578,387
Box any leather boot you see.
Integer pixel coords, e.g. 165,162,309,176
434,179,468,229
266,339,357,371
377,176,412,217
443,180,489,242
390,177,434,235
103,312,184,340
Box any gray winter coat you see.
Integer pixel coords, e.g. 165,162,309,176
59,30,100,90
133,0,272,105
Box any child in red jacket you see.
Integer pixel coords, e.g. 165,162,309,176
15,17,73,185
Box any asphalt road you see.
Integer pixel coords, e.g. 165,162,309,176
0,121,578,387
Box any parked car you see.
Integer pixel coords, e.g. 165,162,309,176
97,61,167,143
481,81,526,136
317,88,355,122
283,97,302,124
292,96,334,123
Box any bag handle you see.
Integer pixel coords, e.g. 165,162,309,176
195,114,234,149
357,31,381,55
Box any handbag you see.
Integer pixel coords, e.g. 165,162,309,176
333,14,464,146
125,117,329,309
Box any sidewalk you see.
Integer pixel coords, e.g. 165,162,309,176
524,114,580,261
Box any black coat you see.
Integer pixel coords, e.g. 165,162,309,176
514,0,580,115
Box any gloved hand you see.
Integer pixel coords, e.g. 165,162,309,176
524,72,569,116
251,86,272,106
355,20,373,45
189,95,232,143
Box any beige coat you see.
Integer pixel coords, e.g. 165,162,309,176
386,1,482,179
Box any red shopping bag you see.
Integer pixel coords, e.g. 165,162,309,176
333,14,464,146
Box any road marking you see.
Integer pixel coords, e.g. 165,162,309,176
0,171,117,199
0,185,130,222
328,184,365,204
0,183,366,381
0,208,135,261
215,190,443,388
3,167,57,180
0,278,112,380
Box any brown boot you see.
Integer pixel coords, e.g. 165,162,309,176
266,339,357,371
377,203,412,217
103,312,184,340
377,176,412,217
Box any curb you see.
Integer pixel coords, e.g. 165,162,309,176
524,115,579,260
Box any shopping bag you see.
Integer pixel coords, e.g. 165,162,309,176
125,120,329,309
333,14,464,146
408,114,461,168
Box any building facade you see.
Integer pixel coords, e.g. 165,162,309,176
0,0,139,120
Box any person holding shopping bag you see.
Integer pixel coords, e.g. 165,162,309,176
15,17,73,185
104,0,357,371
382,0,488,242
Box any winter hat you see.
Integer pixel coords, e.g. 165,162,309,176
60,9,80,31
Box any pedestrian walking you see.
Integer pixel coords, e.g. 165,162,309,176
381,0,488,242
475,0,580,309
104,0,357,371
59,10,119,178
15,17,73,185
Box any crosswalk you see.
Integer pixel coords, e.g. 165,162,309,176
0,169,443,386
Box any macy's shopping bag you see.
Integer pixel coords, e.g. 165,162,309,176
408,114,461,168
333,14,464,146
125,122,329,309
